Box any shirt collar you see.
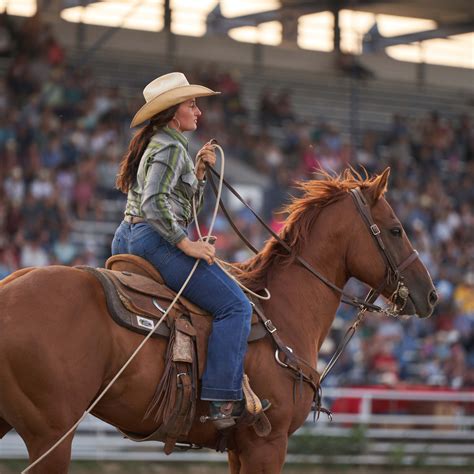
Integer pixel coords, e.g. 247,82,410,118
162,125,188,150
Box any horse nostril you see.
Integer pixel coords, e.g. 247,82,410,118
428,290,438,306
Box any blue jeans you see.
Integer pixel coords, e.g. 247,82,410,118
111,221,252,401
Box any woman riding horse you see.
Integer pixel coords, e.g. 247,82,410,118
112,72,265,425
0,145,437,474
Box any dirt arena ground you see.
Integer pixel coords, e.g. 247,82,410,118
0,462,472,474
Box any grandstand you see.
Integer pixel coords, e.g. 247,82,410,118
0,0,473,470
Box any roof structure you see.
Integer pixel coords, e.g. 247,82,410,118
208,0,474,48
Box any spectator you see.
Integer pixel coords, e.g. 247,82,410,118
4,167,25,205
0,12,472,390
259,87,278,128
30,168,54,200
53,228,76,265
20,237,50,267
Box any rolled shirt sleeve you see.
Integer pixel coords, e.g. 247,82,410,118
141,145,187,245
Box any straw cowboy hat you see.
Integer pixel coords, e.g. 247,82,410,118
130,72,220,128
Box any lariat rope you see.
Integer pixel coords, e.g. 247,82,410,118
22,143,227,473
193,144,270,301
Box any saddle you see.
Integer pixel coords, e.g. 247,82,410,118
78,254,271,453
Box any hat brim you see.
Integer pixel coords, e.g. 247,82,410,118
130,85,220,128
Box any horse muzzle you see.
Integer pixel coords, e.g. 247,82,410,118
383,278,437,319
404,286,437,319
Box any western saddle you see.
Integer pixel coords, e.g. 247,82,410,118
78,254,271,453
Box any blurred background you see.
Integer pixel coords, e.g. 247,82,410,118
0,0,473,472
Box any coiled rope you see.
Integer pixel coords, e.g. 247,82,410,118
193,144,270,301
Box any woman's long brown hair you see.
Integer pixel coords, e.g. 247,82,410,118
116,104,180,193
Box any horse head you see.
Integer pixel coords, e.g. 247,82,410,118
345,167,437,318
236,168,438,319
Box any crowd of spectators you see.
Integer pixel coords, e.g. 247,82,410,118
0,14,473,391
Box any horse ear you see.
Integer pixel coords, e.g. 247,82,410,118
367,167,390,204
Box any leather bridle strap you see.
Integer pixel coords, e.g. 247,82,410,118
349,188,401,278
398,250,420,272
207,167,382,312
365,249,420,302
252,302,320,387
317,189,420,385
319,289,378,384
349,187,419,284
207,171,259,254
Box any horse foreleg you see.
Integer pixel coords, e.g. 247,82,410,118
228,449,242,473
15,398,84,474
235,433,288,474
22,427,76,474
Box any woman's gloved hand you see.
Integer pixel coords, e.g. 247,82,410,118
176,237,216,265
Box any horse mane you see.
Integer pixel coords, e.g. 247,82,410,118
231,168,387,290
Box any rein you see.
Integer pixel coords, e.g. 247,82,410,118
206,166,420,393
207,168,382,312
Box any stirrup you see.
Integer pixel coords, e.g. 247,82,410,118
199,400,243,429
200,399,271,429
200,374,271,430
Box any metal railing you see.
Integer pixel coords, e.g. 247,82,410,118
1,387,473,466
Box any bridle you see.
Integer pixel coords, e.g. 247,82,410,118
349,187,420,318
207,167,420,317
206,166,421,409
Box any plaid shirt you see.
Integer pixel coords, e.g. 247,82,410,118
124,126,205,244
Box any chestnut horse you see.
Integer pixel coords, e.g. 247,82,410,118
0,169,436,473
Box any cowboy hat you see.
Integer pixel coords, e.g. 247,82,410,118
130,72,220,128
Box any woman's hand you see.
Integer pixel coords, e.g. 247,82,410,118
176,237,216,265
195,140,217,180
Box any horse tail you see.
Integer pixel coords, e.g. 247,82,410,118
0,267,36,289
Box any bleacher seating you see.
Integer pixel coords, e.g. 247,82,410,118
69,48,472,135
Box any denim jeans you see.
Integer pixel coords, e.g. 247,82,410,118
111,221,252,401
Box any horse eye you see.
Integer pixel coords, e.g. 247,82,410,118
390,227,402,237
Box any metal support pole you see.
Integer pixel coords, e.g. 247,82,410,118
416,42,426,88
253,41,263,73
281,9,298,46
333,6,341,53
164,0,171,31
76,0,86,53
164,0,175,65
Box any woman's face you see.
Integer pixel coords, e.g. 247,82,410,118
174,98,202,132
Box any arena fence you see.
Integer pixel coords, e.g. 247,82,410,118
1,387,473,467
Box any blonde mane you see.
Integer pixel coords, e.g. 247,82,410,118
231,169,388,290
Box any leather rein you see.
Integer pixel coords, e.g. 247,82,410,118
205,166,420,413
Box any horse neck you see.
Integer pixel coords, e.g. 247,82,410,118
263,203,350,362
